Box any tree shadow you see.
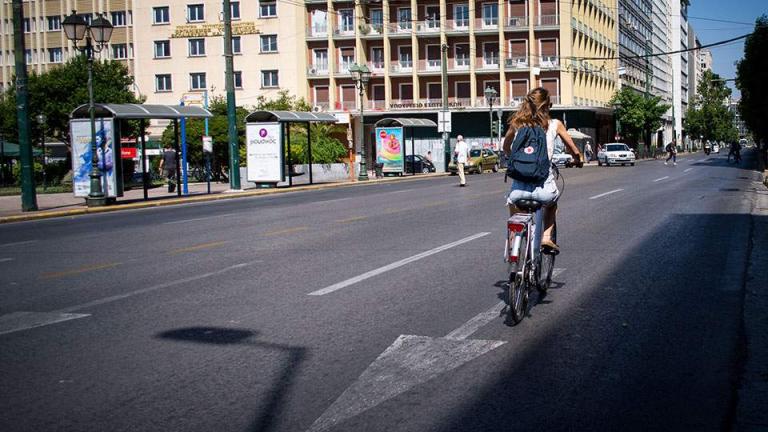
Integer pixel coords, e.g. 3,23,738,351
156,326,307,432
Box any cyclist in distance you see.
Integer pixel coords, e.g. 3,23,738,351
502,87,583,253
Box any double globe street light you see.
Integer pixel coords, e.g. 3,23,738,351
62,10,113,206
349,63,371,181
484,86,498,148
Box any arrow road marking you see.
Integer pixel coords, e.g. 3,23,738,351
309,232,491,296
307,268,565,432
589,189,624,200
653,176,670,183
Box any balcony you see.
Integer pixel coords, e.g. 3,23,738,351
333,25,355,38
475,17,499,32
389,99,415,110
360,23,384,38
419,59,442,72
477,56,500,70
504,57,529,70
337,62,354,74
368,100,386,111
390,60,413,74
415,19,441,33
452,58,471,71
449,97,472,107
307,65,329,77
509,96,526,107
386,22,413,36
505,16,528,29
367,60,385,73
445,19,470,33
536,15,559,28
337,100,357,111
538,56,559,69
306,25,328,39
550,95,561,105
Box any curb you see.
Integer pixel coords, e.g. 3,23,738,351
0,172,450,224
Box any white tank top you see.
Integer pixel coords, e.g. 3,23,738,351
545,120,560,160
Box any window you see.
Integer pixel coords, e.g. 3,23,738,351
230,2,240,19
47,16,61,31
259,1,277,18
370,47,384,69
398,45,412,68
78,14,92,25
339,9,354,33
482,3,498,26
153,6,170,24
232,36,241,54
312,49,328,71
23,18,33,33
187,4,204,22
454,44,470,68
189,38,205,56
339,47,355,72
370,9,383,31
261,70,279,88
454,4,469,27
260,34,277,53
112,44,128,59
111,11,126,27
48,48,62,63
24,49,32,63
154,40,171,58
155,74,172,92
233,71,243,88
425,6,440,29
190,72,206,90
398,8,412,30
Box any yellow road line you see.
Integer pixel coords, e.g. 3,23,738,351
169,241,228,254
263,226,309,236
336,216,368,223
41,262,121,279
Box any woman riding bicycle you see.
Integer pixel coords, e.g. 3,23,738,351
502,87,583,253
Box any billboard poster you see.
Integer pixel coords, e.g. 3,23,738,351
246,122,283,183
70,119,118,197
375,127,404,173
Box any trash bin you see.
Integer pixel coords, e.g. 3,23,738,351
374,162,384,178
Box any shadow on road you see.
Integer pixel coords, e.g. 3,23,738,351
157,326,307,432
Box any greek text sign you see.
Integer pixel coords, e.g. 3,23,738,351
246,123,283,183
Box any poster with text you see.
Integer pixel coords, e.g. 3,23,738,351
375,127,404,173
246,122,283,183
70,119,117,197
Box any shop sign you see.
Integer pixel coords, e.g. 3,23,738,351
171,22,260,38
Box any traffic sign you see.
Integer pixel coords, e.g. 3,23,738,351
202,136,213,153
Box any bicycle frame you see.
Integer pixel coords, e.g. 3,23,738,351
505,207,544,274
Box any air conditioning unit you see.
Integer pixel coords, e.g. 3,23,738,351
312,105,325,113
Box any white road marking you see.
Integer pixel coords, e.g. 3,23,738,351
589,189,624,200
684,168,694,173
309,232,491,296
56,261,256,313
0,312,90,336
653,176,670,183
163,213,237,225
0,258,12,263
445,268,565,340
0,240,38,248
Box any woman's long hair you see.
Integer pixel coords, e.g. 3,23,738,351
509,87,552,130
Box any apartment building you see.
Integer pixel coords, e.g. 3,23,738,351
669,0,688,143
650,0,672,146
618,0,652,93
303,0,619,151
0,0,135,91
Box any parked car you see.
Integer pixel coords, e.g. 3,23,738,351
597,143,635,166
404,155,436,174
448,148,500,174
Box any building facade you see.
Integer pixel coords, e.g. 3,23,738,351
669,0,688,143
650,0,672,147
0,0,135,91
617,0,652,93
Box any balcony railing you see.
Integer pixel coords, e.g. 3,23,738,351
477,56,500,70
504,57,529,69
506,16,528,28
537,15,559,26
419,59,442,72
452,58,471,70
368,100,386,110
509,96,526,107
538,56,559,68
449,97,472,107
475,17,499,30
390,60,413,73
415,19,441,33
307,65,329,76
386,21,413,34
368,60,385,72
334,25,355,36
338,62,354,74
550,95,561,105
446,19,470,31
360,23,384,36
307,25,328,38
338,100,357,111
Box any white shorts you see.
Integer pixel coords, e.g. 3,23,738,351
506,172,560,206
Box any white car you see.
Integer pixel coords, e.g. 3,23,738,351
551,151,574,167
598,143,635,167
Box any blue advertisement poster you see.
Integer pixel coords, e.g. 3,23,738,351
71,119,118,197
375,127,404,173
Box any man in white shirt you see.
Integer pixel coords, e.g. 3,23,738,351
455,135,469,187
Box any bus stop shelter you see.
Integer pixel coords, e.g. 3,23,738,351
70,103,212,201
244,110,338,186
374,118,438,175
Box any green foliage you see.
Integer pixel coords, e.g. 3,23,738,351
610,87,670,148
737,15,768,155
0,56,144,146
685,70,738,143
287,123,348,164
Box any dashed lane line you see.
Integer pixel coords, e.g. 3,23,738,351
262,226,309,236
0,240,38,248
169,241,228,254
589,189,624,200
653,176,670,183
40,262,121,280
0,258,12,263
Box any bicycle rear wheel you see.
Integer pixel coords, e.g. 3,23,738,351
507,231,529,324
537,224,557,295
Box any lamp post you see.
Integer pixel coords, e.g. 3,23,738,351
349,63,371,181
63,10,113,206
612,101,622,142
36,113,46,191
484,87,497,148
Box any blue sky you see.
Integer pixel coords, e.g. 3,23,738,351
688,0,767,98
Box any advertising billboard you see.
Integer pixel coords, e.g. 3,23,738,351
375,127,404,173
246,122,283,183
70,119,118,197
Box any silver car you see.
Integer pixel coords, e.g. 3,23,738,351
598,143,636,167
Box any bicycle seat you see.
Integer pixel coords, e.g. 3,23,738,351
514,199,543,212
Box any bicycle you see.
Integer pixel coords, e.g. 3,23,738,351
503,165,564,325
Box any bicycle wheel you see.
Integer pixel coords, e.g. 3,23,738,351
537,224,557,295
508,230,529,324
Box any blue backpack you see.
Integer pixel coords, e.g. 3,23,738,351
506,126,550,183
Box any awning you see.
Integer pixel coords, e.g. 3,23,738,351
245,110,338,123
566,128,592,139
374,118,438,128
0,142,42,157
70,103,213,120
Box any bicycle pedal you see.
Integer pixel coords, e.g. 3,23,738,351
541,246,560,256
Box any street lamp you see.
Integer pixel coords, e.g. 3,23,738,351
484,86,497,148
63,10,113,206
349,63,371,181
36,113,46,191
612,101,622,142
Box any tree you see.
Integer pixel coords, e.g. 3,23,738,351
736,15,768,166
610,87,670,151
0,55,143,147
684,70,738,144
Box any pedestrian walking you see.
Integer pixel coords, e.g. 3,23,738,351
665,138,677,166
454,135,469,187
158,144,178,192
584,142,593,162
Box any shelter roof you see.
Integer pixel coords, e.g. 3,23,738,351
70,104,212,120
374,118,438,128
245,111,338,123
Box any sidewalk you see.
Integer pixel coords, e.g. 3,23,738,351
0,173,448,223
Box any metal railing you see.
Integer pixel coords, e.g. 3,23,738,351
367,61,385,72
506,16,528,28
538,56,559,68
475,17,498,30
537,15,559,26
306,26,328,38
307,65,329,76
446,18,470,31
419,59,442,72
504,57,529,69
477,56,500,69
390,61,413,73
415,20,441,32
368,100,386,110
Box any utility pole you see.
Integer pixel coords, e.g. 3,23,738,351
441,44,450,171
222,0,240,190
12,0,37,211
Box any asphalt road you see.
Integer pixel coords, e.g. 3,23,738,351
0,151,761,432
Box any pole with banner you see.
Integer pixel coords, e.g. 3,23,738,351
179,99,189,195
203,135,212,194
